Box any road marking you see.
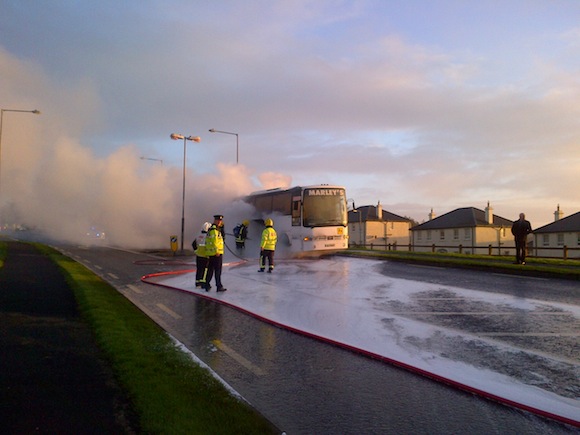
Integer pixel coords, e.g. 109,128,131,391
156,303,182,319
127,284,143,294
212,339,266,377
107,272,119,280
94,264,103,270
491,273,548,281
408,264,440,270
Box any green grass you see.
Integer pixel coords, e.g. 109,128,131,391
339,248,580,280
31,243,279,435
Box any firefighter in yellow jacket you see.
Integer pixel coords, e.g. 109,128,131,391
205,214,227,292
258,218,277,273
192,222,211,288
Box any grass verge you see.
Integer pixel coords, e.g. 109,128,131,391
33,243,279,435
338,248,580,280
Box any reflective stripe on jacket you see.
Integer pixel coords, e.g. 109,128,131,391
260,226,277,250
205,225,224,256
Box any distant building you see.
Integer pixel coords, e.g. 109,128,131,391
348,201,412,249
410,203,514,254
533,206,580,259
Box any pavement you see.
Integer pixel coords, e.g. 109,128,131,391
0,241,137,433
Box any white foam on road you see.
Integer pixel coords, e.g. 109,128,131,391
143,256,580,425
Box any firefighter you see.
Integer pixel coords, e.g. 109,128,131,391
192,222,211,288
234,220,250,249
258,218,277,273
205,214,227,292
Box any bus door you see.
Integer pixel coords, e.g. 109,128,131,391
292,196,301,226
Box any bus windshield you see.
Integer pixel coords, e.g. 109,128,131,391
302,188,347,227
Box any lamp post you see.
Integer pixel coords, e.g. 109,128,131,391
208,128,239,164
170,133,201,252
0,108,41,226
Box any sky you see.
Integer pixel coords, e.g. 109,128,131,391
1,1,580,247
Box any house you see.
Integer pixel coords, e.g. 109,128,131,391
533,206,580,259
410,203,514,255
348,202,412,249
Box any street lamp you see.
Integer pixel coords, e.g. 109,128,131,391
0,108,41,226
208,128,239,164
170,133,201,252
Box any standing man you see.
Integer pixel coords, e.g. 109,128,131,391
192,222,211,288
205,214,227,292
258,218,277,273
511,213,532,265
234,220,250,249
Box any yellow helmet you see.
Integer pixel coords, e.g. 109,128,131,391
264,218,273,227
242,220,250,226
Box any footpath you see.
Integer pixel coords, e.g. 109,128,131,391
0,241,136,433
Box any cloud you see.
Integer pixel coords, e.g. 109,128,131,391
1,2,580,232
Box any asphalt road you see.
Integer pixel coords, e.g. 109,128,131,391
51,242,578,434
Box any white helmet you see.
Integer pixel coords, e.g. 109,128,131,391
201,222,211,232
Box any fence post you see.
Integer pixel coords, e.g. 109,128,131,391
564,245,568,260
459,244,463,254
432,244,436,253
488,244,492,256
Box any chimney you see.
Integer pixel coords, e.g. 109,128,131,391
428,208,436,221
554,204,563,221
485,201,493,224
377,201,383,220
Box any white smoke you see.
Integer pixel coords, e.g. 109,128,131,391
0,49,292,249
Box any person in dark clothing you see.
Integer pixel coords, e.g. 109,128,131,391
511,213,532,265
234,220,249,249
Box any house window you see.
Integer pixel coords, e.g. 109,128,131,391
577,233,580,246
440,230,445,240
417,231,422,241
557,234,564,246
427,230,432,241
453,229,459,240
542,234,549,246
464,229,471,240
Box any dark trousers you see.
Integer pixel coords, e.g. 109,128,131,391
206,255,223,289
515,237,527,263
260,250,275,270
195,256,209,285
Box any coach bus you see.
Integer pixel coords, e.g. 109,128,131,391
244,185,348,255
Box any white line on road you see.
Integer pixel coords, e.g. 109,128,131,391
212,339,266,377
107,272,119,280
156,303,182,319
126,284,143,294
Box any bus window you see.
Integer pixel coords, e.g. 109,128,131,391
303,188,347,227
272,191,292,215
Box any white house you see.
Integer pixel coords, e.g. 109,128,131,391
533,206,580,259
348,202,412,249
410,203,514,255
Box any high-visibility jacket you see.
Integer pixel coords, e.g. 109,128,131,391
194,231,208,258
205,224,224,256
260,226,277,250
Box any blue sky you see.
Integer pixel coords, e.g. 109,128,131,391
1,1,579,246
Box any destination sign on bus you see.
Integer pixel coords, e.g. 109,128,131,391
306,189,343,196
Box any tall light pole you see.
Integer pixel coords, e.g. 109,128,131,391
208,128,239,164
170,133,201,252
0,108,41,226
